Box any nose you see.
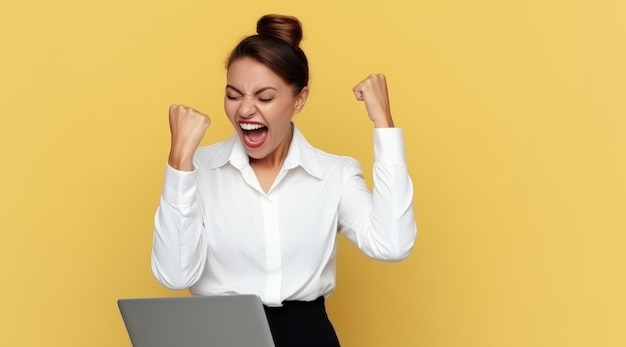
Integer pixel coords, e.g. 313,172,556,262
238,96,257,118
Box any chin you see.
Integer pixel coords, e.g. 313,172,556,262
245,149,267,160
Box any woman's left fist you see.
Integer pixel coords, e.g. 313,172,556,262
353,74,394,128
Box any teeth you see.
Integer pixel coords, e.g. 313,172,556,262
240,123,265,131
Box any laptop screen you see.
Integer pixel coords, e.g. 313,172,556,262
118,295,275,347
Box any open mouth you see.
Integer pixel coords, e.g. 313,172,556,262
240,122,268,149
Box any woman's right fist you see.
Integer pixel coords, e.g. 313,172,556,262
168,104,211,171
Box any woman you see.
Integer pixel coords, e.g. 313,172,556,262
152,14,417,347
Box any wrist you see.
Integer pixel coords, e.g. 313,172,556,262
372,116,394,128
168,152,194,171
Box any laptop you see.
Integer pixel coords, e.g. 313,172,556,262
118,295,275,347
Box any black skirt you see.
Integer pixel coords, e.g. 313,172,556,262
263,297,340,347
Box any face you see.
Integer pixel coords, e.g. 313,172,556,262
224,57,309,161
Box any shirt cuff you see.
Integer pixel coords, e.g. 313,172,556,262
162,164,198,206
373,127,406,165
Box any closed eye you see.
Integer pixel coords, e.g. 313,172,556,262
259,97,274,103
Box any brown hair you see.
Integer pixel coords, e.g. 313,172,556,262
227,14,309,94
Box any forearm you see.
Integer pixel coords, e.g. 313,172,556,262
151,165,207,289
370,158,416,259
339,128,417,260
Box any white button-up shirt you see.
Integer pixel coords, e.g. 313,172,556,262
152,125,417,306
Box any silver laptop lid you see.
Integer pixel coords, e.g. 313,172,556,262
118,295,275,347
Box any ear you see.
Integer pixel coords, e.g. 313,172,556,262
293,86,310,114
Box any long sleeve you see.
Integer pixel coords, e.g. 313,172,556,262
338,128,417,261
151,164,208,290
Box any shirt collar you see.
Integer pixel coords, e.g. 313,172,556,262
207,123,323,179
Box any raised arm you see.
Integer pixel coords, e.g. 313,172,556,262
151,105,211,289
339,75,417,260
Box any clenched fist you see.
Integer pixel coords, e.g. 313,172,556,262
168,104,211,171
353,74,395,128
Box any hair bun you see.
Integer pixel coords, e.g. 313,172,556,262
256,14,303,47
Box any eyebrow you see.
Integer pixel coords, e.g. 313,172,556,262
225,85,278,95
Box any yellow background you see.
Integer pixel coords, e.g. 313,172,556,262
1,0,625,346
